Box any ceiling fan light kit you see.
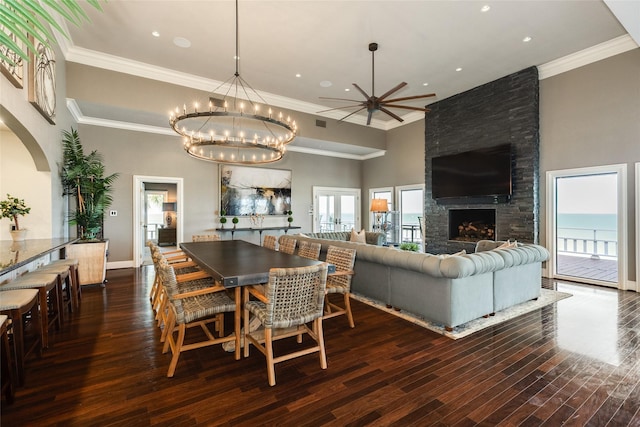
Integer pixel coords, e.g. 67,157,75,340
319,42,436,125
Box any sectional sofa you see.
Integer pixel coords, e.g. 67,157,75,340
281,235,549,330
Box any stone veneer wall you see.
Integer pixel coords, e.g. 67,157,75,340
424,67,540,254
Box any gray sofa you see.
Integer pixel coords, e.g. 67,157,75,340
282,235,549,329
300,231,387,246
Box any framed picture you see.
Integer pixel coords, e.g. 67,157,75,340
0,25,24,88
220,165,291,216
28,37,56,124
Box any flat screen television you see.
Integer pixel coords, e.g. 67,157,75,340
431,144,512,200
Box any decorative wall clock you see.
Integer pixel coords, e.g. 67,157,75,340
0,26,24,88
28,39,56,124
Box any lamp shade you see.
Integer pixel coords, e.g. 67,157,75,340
162,202,177,212
370,199,389,212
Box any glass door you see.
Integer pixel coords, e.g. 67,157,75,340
396,185,424,245
547,165,628,289
313,187,360,232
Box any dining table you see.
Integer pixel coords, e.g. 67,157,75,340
179,240,332,359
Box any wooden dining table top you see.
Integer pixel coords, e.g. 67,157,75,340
180,240,330,288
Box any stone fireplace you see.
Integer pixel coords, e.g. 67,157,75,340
449,209,496,241
424,67,540,254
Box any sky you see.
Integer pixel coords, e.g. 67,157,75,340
557,173,618,214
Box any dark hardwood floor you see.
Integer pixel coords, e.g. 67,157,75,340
2,267,639,426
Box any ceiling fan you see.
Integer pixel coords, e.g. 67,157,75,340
318,42,436,125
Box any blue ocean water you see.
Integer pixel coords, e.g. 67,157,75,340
557,213,617,256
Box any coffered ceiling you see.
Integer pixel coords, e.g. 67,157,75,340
57,1,638,155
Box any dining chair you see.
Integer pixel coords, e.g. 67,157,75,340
263,235,277,251
278,236,297,255
243,263,329,386
297,241,321,260
148,242,194,309
192,234,221,242
157,259,239,377
323,246,357,328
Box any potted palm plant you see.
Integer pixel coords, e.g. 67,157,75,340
0,194,31,241
61,128,119,285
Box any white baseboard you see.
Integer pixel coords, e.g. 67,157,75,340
107,260,134,270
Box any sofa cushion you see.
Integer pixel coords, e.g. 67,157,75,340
350,228,367,243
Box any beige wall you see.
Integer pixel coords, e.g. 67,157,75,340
539,49,640,281
0,42,74,239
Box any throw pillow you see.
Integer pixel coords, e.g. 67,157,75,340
497,240,517,249
350,228,367,244
438,249,466,258
298,233,309,238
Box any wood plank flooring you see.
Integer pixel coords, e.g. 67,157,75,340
2,267,639,426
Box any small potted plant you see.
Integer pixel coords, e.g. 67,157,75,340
286,210,293,227
0,194,31,241
399,242,420,252
220,210,227,229
232,216,239,229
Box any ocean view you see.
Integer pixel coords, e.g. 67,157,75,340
557,213,617,256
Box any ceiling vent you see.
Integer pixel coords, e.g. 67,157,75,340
315,119,327,128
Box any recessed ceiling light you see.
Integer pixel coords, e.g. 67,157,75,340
295,73,301,78
456,67,463,72
523,36,532,43
319,80,332,88
151,31,160,37
481,5,491,12
173,37,191,48
423,82,429,86
345,88,350,92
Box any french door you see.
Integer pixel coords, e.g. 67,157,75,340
546,165,627,289
313,187,361,232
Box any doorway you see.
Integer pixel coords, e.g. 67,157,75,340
312,187,360,232
133,176,184,268
547,165,628,289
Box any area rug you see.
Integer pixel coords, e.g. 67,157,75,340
351,288,572,340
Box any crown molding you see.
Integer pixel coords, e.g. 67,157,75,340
67,99,384,160
538,35,638,80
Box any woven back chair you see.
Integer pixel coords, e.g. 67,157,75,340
157,259,239,377
263,235,277,251
324,245,357,328
243,263,329,386
278,237,297,255
192,234,221,242
297,241,321,260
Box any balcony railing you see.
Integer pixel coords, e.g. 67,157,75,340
557,227,617,258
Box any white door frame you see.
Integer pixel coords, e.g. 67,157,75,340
546,164,628,290
133,175,184,268
636,162,639,292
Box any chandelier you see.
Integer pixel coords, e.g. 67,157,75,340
169,0,297,164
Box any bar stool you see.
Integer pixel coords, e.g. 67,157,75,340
0,289,42,386
43,259,81,310
1,314,14,403
37,262,77,313
0,272,63,348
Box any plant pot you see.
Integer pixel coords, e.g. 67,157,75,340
10,229,27,242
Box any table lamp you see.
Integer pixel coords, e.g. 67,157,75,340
163,202,177,227
370,199,389,231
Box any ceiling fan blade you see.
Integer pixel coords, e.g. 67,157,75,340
381,104,431,112
319,96,365,103
366,110,374,126
352,83,371,100
377,82,407,102
379,106,405,122
383,93,436,103
316,103,367,114
338,106,368,122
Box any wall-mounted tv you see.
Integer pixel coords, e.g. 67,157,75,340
431,144,512,201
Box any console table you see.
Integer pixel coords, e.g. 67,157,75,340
157,228,177,246
215,226,301,244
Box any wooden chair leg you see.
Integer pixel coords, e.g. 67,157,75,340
344,293,355,328
265,328,276,386
167,324,186,377
316,318,327,369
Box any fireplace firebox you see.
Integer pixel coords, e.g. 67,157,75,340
448,209,496,241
